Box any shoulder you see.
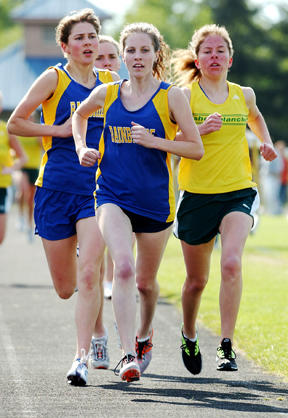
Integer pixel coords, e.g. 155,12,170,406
167,84,190,108
227,81,256,109
111,71,120,81
228,81,255,102
241,85,255,99
35,66,59,91
182,86,191,101
240,85,256,108
91,81,118,102
95,68,111,82
95,68,120,83
168,84,186,100
41,66,59,81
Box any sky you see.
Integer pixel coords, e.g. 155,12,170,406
94,0,133,33
251,0,282,22
96,0,133,15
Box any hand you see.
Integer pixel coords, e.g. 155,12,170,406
131,121,155,148
260,143,278,161
199,113,222,135
77,147,101,166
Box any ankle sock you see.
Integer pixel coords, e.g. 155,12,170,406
183,331,198,343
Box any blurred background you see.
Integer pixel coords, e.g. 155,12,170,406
0,0,287,215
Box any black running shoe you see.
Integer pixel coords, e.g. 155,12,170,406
216,338,238,371
180,328,202,375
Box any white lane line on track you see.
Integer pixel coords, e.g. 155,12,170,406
0,304,35,417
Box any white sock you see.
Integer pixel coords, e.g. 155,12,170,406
183,331,198,343
137,336,149,343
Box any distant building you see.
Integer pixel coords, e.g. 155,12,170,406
0,0,127,117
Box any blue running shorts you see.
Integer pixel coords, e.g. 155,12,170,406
34,187,96,240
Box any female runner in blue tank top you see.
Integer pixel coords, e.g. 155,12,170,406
72,22,204,382
8,9,119,386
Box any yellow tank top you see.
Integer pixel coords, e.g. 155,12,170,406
178,81,256,193
0,120,13,187
18,136,42,169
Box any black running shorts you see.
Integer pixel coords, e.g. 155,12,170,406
174,187,259,245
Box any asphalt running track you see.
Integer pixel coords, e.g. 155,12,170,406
0,206,287,417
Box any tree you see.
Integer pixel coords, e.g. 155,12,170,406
118,0,288,143
115,0,211,50
0,0,23,28
260,7,288,140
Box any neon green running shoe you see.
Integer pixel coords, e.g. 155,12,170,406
180,328,202,375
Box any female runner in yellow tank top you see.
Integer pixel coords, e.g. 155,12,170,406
0,91,27,245
172,24,277,374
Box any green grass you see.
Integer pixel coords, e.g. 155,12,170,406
158,215,288,381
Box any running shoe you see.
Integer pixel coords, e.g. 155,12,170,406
115,354,140,382
90,335,109,369
135,330,153,373
180,328,202,375
216,338,238,371
67,349,88,386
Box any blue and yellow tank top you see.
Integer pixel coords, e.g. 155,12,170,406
36,63,113,195
178,81,256,193
96,80,178,223
0,120,13,188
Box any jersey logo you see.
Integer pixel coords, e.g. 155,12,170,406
70,101,103,118
232,94,240,100
109,126,156,144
